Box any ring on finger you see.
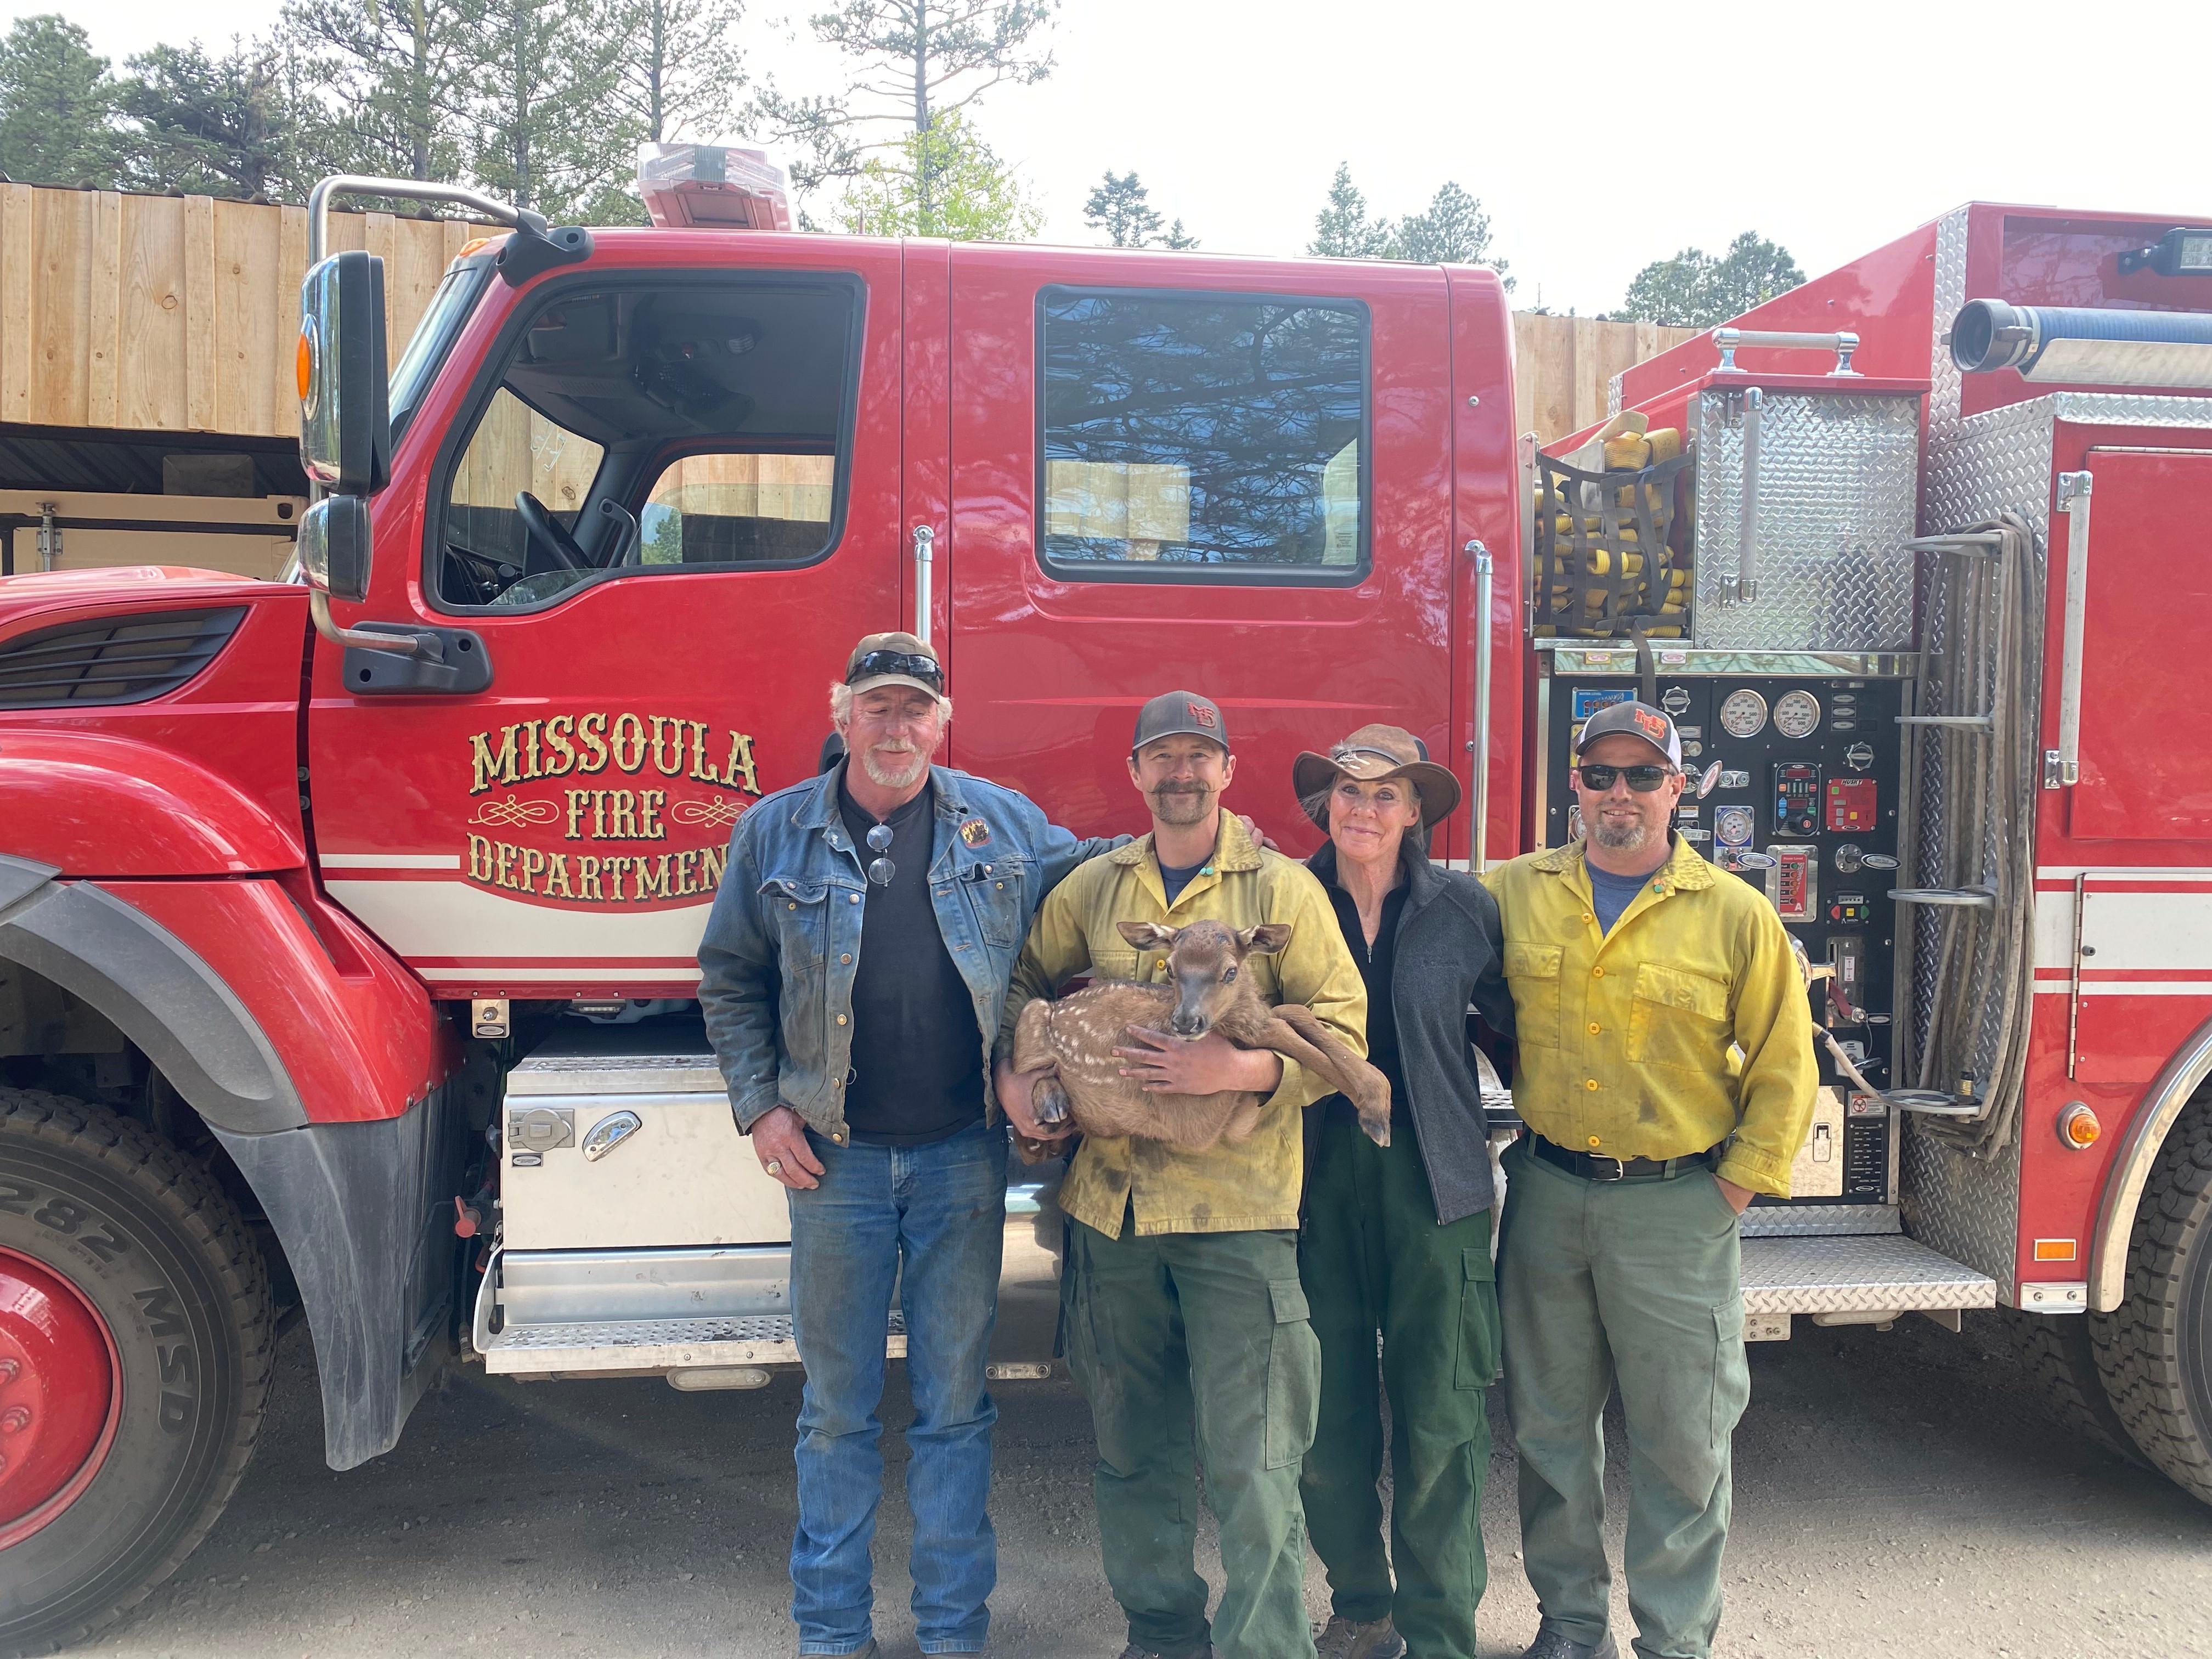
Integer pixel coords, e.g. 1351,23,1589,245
765,1158,783,1176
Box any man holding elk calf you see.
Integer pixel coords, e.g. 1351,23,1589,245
997,690,1367,1659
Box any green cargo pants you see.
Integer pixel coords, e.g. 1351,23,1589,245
1496,1136,1751,1659
1300,1108,1500,1659
1062,1214,1321,1659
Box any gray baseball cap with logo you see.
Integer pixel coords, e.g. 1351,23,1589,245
1575,699,1683,768
1131,690,1229,756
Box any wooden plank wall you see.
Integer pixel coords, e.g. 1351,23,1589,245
0,184,1700,445
0,184,472,441
1511,313,1703,441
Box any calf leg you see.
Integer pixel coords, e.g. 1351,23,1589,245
1263,1007,1393,1147
1012,1000,1071,1129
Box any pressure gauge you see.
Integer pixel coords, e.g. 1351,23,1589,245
1718,689,1769,739
1774,690,1822,740
1716,805,1756,848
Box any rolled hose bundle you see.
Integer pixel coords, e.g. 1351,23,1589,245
1951,298,2212,387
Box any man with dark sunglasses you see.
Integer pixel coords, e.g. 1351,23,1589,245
697,630,1124,1659
1483,699,1815,1659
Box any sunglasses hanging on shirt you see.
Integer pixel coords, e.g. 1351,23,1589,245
865,821,895,885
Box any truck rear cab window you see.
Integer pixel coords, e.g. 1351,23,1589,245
1038,289,1369,583
430,278,859,611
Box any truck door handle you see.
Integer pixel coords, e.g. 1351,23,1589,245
2049,470,2091,787
912,523,936,646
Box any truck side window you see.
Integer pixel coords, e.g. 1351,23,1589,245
1037,287,1369,583
637,452,836,565
430,278,860,610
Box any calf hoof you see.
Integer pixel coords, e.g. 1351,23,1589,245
1359,1114,1391,1148
1034,1075,1073,1128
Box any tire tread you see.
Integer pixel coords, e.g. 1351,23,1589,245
2090,1093,2212,1502
0,1086,274,1658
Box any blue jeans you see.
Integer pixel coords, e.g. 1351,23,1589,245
787,1116,1009,1655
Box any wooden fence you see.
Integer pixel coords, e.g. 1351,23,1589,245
0,183,1700,446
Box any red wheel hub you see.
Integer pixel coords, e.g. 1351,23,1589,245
0,1248,121,1547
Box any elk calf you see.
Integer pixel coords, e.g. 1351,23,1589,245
1011,919,1391,1156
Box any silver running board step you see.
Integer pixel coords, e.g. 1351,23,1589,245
476,1307,907,1376
1741,1233,1995,1338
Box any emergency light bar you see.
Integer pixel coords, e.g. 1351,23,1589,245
1949,298,2212,388
637,142,793,231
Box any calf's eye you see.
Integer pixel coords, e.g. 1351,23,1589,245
1222,967,1238,982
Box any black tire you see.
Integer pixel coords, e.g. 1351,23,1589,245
2090,1092,2212,1503
0,1088,273,1657
1996,1305,2147,1468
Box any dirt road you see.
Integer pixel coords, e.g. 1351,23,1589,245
81,1311,2212,1657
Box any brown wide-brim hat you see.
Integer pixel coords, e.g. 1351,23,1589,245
1293,723,1462,830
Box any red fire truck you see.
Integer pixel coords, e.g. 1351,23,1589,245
5,154,2212,1649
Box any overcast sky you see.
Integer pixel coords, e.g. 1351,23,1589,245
14,0,2208,313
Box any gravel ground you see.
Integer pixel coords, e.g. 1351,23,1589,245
81,1310,2212,1658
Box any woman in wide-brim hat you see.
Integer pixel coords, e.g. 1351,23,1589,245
1293,724,1515,1659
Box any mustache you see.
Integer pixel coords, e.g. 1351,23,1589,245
1150,782,1209,794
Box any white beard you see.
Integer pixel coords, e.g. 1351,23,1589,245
861,745,927,788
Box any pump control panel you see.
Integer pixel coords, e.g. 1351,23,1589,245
1773,762,1823,836
1540,663,1907,1206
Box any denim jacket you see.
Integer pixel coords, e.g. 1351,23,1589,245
697,761,1118,1140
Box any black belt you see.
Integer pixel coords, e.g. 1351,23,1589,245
1528,1133,1720,1183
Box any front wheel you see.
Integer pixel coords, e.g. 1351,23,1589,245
2091,1092,2212,1504
0,1088,273,1657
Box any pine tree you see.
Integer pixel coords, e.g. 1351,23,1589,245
615,0,747,146
280,0,475,185
1388,180,1511,289
1307,162,1390,258
1084,169,1160,247
462,0,631,220
0,14,120,188
119,39,311,201
749,0,1057,219
1619,232,1804,326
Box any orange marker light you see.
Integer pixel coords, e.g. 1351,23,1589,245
2033,1239,2078,1262
295,330,315,405
2058,1102,2101,1150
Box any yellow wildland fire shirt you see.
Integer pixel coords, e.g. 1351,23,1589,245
1483,834,1817,1198
999,812,1367,1238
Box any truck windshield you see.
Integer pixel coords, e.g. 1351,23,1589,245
390,258,494,442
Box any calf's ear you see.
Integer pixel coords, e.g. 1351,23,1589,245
1239,923,1293,955
1117,921,1177,949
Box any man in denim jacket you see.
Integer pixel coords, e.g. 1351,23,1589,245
698,631,1118,1659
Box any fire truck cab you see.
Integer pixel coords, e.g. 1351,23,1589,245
6,157,2212,1651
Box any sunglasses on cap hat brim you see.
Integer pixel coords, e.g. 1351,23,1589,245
846,650,943,691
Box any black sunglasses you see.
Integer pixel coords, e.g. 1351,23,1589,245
1576,763,1676,793
847,650,943,691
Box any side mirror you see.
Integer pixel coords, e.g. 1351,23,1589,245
298,250,392,494
298,495,373,604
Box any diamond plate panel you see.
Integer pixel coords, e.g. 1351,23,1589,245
1928,207,1971,444
1690,390,1921,648
1741,1204,1901,1239
1740,1233,1995,1316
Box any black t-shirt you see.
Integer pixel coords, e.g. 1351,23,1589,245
1324,878,1411,1124
837,778,984,1146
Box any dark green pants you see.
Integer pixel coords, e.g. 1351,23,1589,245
1299,1109,1499,1659
1497,1137,1750,1659
1062,1216,1320,1659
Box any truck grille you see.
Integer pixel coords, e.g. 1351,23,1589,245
0,607,247,709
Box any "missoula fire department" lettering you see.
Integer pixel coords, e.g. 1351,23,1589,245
468,712,760,796
465,837,730,902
